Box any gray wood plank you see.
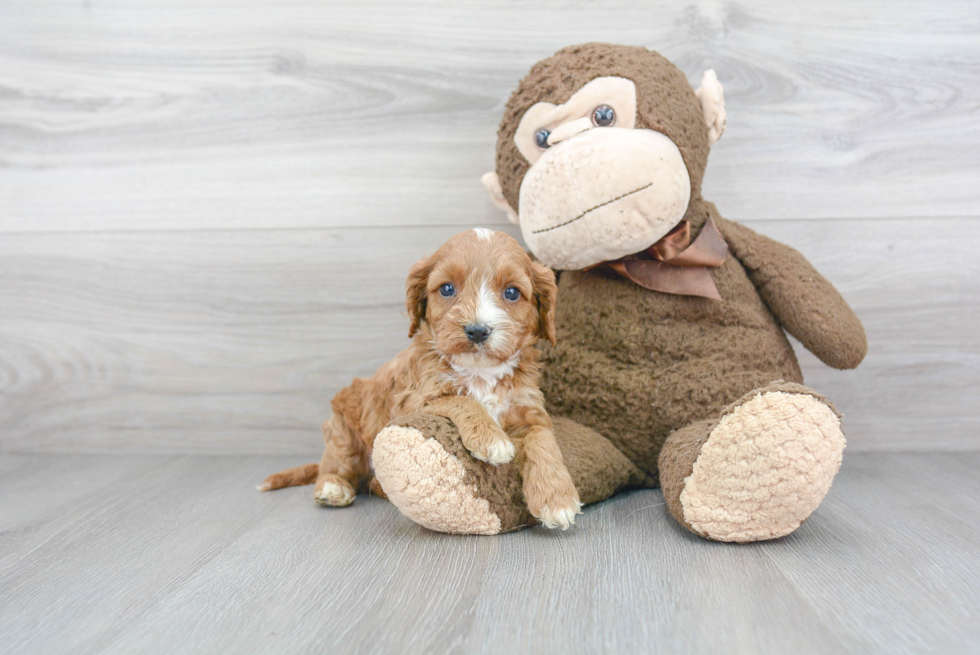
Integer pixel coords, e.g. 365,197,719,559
1,1,978,233
1,218,977,454
0,452,977,654
0,454,177,550
762,453,980,653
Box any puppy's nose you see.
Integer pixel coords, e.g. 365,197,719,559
464,324,491,344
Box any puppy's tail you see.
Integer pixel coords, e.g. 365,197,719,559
256,463,319,492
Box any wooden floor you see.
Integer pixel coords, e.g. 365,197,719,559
1,452,977,654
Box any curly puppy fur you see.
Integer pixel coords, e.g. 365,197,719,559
259,229,582,530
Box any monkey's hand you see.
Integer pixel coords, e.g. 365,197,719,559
714,212,867,370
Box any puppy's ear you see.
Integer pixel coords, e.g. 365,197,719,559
406,254,434,338
530,260,558,346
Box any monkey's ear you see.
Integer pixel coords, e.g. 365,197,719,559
406,254,434,338
481,172,520,225
530,260,558,346
695,70,726,146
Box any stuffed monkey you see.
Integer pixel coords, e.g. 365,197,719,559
371,43,866,542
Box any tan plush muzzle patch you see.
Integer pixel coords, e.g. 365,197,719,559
519,127,691,271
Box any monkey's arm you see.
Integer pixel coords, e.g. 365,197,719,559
714,214,867,370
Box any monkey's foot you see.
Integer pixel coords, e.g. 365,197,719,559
659,382,845,543
372,414,533,535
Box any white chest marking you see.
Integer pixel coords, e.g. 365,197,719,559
450,356,518,426
470,388,507,425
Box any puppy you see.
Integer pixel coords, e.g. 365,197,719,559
259,228,582,529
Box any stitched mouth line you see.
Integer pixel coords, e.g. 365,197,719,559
530,182,654,234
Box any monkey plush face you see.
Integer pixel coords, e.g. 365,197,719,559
483,44,726,270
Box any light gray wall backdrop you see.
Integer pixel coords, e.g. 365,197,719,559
1,0,978,454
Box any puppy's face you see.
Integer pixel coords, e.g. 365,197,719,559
407,229,557,367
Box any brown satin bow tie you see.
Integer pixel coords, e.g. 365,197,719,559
600,216,729,300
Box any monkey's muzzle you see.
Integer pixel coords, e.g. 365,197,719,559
518,127,691,271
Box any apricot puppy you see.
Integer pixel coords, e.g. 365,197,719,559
259,228,582,529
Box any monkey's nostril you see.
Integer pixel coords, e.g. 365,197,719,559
464,324,491,344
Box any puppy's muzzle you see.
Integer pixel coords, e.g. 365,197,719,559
464,324,491,344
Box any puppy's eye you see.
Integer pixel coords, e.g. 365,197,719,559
592,105,615,127
439,283,455,298
534,129,551,149
503,287,521,302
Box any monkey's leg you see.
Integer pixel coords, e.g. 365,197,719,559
371,414,643,535
659,381,845,543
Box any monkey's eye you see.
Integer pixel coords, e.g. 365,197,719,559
592,105,616,127
534,129,551,149
503,287,521,302
439,283,455,298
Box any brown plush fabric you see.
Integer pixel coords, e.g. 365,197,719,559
539,199,810,483
390,413,534,532
722,380,842,421
551,417,647,504
658,419,716,535
496,43,710,214
712,211,868,370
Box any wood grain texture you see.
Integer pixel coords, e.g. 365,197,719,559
2,218,977,454
1,0,979,232
1,1,978,453
0,452,977,654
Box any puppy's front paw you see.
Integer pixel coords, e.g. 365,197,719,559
464,425,516,466
525,469,582,530
314,475,355,507
477,437,516,466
